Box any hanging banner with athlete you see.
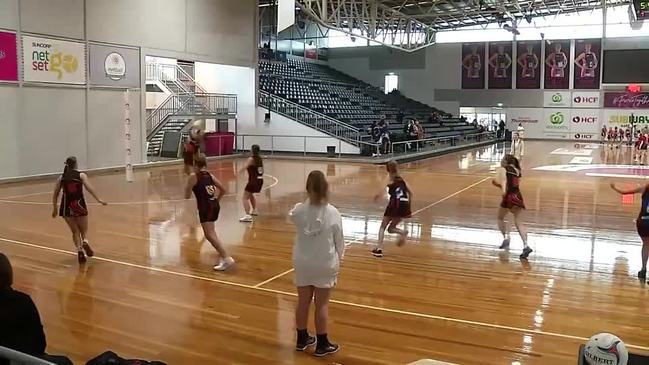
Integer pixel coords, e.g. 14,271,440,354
544,40,570,90
573,39,601,89
22,35,86,84
461,43,485,89
515,40,541,89
0,31,18,82
488,42,512,89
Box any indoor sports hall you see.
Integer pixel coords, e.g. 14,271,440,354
1,1,649,365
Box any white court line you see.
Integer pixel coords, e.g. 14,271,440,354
0,191,50,200
4,236,648,351
253,268,295,288
0,174,279,206
410,177,491,216
586,173,649,179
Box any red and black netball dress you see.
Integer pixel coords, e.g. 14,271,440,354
384,177,412,218
59,170,88,217
500,166,525,210
183,138,198,165
244,163,264,193
637,188,649,237
192,171,220,223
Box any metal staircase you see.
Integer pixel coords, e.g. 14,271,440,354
258,90,362,144
145,63,237,156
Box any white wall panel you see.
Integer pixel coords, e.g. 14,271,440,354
20,0,84,39
0,86,19,178
86,0,144,45
0,0,19,30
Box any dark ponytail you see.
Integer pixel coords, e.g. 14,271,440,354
503,154,521,176
63,156,77,176
251,144,262,167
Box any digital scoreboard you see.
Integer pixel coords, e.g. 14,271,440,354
633,0,649,20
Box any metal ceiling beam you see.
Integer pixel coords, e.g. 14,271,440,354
296,0,437,52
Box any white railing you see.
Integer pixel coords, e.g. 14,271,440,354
146,63,207,94
258,90,362,143
389,131,497,156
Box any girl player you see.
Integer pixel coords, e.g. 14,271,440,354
182,126,204,175
371,161,411,258
239,145,264,223
492,155,532,260
607,127,615,147
52,156,108,264
601,125,608,144
636,132,648,164
610,182,649,280
184,155,235,271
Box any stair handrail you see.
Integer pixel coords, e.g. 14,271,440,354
146,63,208,94
259,90,361,142
175,65,208,94
146,93,193,138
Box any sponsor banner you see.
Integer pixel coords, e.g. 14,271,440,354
572,91,600,108
544,40,570,89
89,44,140,88
573,39,601,89
570,109,602,139
488,42,512,89
23,35,86,84
543,108,571,139
543,91,571,108
515,40,541,89
0,31,18,82
506,108,544,138
603,92,649,109
461,43,485,89
602,109,649,128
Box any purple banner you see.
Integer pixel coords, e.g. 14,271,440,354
516,41,541,89
461,43,485,89
604,92,649,109
0,31,18,82
573,39,601,89
488,42,512,89
544,40,571,89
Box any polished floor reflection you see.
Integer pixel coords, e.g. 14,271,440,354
2,141,649,364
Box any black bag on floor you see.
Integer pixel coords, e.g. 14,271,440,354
86,351,166,365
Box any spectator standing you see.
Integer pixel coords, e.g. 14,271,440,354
290,171,344,357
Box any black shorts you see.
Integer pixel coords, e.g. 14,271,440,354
245,180,263,193
500,192,525,210
637,218,649,237
198,201,220,223
384,199,412,218
59,198,88,217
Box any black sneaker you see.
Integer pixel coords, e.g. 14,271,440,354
314,343,339,357
519,246,533,260
296,335,316,351
82,242,94,257
499,238,510,250
639,269,647,279
371,248,383,258
77,251,87,264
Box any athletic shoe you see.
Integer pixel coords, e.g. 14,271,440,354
520,246,533,260
251,210,259,216
499,238,510,250
638,269,647,279
214,257,235,271
296,335,316,351
239,215,253,223
314,343,340,357
77,251,86,264
371,248,383,258
82,242,94,257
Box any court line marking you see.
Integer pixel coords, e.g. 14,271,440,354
4,236,649,352
410,177,491,216
0,191,50,200
0,174,279,206
253,268,295,288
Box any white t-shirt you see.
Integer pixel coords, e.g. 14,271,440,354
517,125,525,138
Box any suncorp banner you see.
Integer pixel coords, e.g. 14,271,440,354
543,91,571,108
543,108,570,138
570,109,601,140
572,91,600,108
22,35,86,84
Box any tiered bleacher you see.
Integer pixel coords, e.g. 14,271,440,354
259,57,481,140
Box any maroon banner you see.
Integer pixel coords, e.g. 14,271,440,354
544,40,570,89
461,43,485,89
488,42,512,89
516,40,541,89
0,31,18,82
604,92,649,109
573,39,601,89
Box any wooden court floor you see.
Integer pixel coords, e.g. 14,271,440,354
2,141,649,365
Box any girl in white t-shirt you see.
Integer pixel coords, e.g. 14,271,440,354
510,132,525,161
516,123,525,139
